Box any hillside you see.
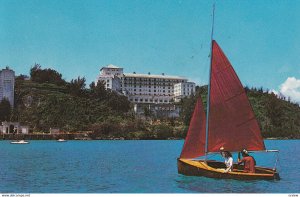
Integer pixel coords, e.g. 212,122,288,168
180,86,300,139
12,78,133,133
11,80,300,139
2,64,299,139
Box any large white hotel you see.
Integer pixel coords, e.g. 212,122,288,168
96,64,196,105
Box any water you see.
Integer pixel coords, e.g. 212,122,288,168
0,140,299,193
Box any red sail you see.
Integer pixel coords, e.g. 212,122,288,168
208,40,265,153
180,98,206,158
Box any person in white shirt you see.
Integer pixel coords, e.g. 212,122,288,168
223,151,233,173
219,147,233,173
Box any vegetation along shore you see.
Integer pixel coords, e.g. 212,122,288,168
1,64,299,140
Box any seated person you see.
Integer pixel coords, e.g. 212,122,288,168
219,147,233,173
238,149,256,173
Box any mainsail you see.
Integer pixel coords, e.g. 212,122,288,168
207,40,265,153
180,40,265,159
180,98,206,158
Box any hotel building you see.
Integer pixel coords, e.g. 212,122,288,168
97,64,122,91
0,67,15,107
96,64,195,104
96,64,195,117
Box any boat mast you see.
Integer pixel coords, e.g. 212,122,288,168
205,3,215,160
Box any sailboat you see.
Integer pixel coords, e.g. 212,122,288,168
177,40,280,180
177,7,280,180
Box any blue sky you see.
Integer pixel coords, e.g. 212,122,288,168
1,0,300,102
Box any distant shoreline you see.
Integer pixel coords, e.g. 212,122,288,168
0,133,298,140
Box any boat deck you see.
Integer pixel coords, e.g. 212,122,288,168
178,159,280,180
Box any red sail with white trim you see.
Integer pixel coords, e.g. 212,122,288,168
208,40,265,152
180,98,206,158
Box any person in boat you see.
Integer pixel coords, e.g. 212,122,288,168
238,149,256,173
219,147,233,173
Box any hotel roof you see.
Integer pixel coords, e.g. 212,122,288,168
123,73,187,80
100,64,122,70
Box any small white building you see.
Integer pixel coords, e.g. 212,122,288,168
174,82,196,102
96,64,123,91
0,121,29,134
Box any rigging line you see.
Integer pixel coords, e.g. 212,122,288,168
205,3,215,161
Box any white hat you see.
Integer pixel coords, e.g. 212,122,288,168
242,149,248,154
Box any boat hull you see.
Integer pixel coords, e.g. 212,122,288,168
10,141,29,144
57,139,67,142
177,158,280,180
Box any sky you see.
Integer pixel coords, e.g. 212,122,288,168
1,0,300,103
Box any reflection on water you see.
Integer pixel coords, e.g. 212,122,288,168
175,174,282,193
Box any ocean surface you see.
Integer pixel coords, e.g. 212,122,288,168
0,139,299,193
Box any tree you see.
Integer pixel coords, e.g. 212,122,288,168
265,93,284,133
15,74,28,81
67,76,87,97
180,94,197,126
30,64,66,86
143,106,151,117
0,98,11,121
90,80,108,100
107,91,131,112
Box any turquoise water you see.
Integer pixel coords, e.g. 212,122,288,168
0,140,299,193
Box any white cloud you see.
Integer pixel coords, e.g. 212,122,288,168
279,77,300,103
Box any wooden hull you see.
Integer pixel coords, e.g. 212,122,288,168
177,158,280,180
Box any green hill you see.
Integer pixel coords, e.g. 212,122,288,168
12,78,133,133
2,65,299,139
180,86,300,139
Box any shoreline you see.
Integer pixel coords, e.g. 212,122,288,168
0,133,298,141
